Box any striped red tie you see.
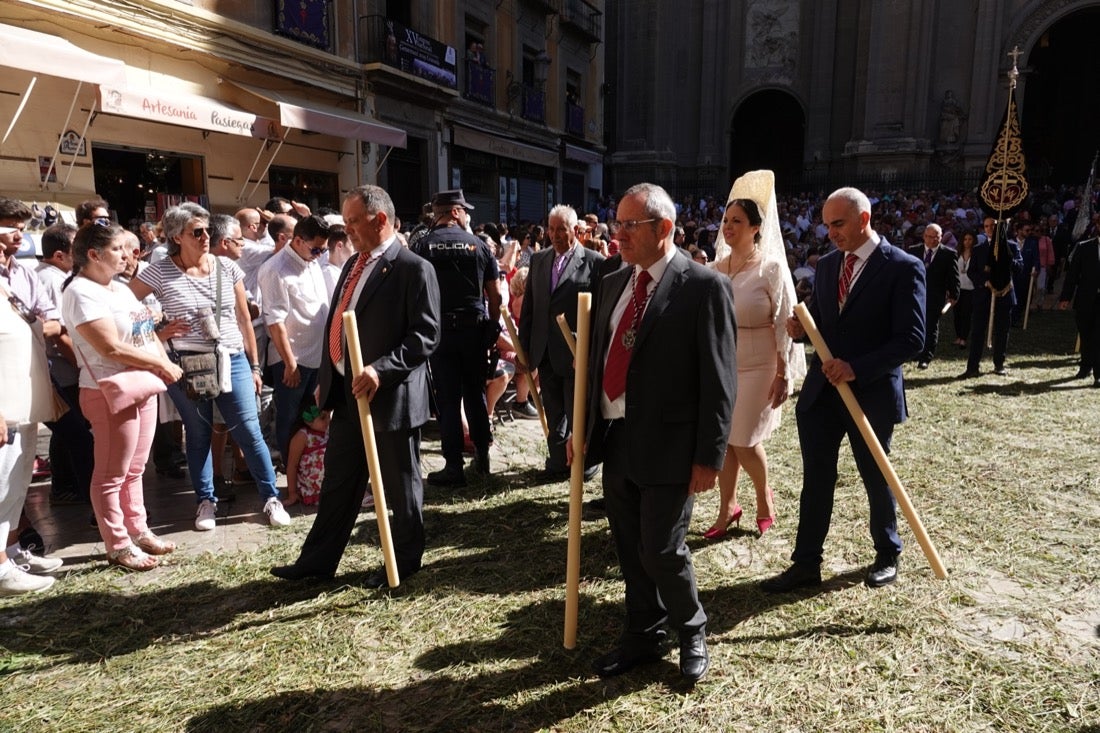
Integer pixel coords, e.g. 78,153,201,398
328,254,369,366
603,270,653,401
837,253,857,308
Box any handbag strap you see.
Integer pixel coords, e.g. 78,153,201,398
72,340,103,382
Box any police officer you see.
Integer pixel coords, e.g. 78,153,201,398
416,189,502,486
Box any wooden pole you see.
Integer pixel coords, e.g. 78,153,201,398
985,291,996,349
500,306,549,437
343,312,400,588
1023,268,1036,330
794,303,948,579
564,293,591,649
555,313,577,358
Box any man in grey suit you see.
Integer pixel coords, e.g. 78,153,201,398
580,183,736,683
271,185,441,588
519,204,604,478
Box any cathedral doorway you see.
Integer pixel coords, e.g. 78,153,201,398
729,89,805,191
1021,5,1100,184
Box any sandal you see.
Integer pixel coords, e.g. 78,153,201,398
107,545,159,571
132,531,176,556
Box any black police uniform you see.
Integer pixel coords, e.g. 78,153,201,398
416,223,500,481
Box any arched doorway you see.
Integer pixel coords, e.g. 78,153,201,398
1021,6,1100,184
729,90,805,190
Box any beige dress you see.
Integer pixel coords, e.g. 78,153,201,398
724,258,793,447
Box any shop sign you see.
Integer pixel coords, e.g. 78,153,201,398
59,130,86,156
99,87,280,140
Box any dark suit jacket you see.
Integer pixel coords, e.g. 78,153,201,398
318,243,441,431
519,244,604,374
584,249,736,484
908,245,959,310
968,239,1023,308
800,240,925,426
1060,238,1100,311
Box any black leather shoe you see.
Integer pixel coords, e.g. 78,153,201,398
956,369,980,380
917,361,930,370
363,565,418,589
270,564,335,581
1074,366,1092,379
760,562,822,593
591,644,664,678
865,555,898,588
427,466,467,487
993,365,1008,376
679,631,709,683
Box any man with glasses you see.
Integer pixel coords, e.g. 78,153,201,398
0,198,66,594
257,215,332,461
414,189,502,487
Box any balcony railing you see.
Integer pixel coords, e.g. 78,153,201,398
561,0,601,43
565,101,585,136
522,86,545,123
465,60,495,106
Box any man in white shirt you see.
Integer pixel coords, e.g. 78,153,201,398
257,215,332,458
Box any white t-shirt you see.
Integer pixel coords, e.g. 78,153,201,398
62,276,161,390
135,255,246,352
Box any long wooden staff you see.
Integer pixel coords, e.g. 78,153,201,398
794,303,948,579
500,306,549,437
564,293,591,649
555,313,577,358
1023,268,1036,330
343,312,400,588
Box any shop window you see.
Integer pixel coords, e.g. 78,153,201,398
92,145,206,228
268,166,339,213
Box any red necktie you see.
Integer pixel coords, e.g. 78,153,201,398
603,270,653,402
328,254,369,366
837,253,857,308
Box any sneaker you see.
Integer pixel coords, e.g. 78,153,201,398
10,547,63,574
195,499,218,531
513,400,540,419
18,527,44,555
0,563,55,596
264,497,292,527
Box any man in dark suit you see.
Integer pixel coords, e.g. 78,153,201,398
519,204,604,478
580,183,736,683
909,223,959,368
959,217,1023,378
761,187,925,593
271,185,441,588
1059,237,1100,384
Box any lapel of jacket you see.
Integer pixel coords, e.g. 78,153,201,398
556,245,584,291
596,265,631,361
841,243,887,314
634,249,688,351
355,243,398,315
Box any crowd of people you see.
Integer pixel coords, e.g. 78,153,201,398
1,172,1095,684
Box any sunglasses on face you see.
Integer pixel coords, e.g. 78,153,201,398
309,245,328,256
191,227,210,239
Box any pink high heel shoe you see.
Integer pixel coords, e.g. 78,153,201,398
703,505,743,540
756,488,776,537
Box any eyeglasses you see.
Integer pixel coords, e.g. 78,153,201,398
8,293,35,325
190,227,210,239
93,217,112,227
610,218,658,232
309,246,329,256
0,225,24,235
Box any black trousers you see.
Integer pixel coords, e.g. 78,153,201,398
430,327,491,468
953,289,974,341
967,294,1012,371
294,403,424,576
601,421,705,642
537,357,575,472
1075,302,1100,371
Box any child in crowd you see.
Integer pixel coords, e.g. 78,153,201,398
284,396,329,506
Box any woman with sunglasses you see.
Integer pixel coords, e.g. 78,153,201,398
61,222,183,570
130,204,291,531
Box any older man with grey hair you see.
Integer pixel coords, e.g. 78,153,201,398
908,222,959,368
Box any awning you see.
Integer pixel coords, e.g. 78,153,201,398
452,124,558,168
224,80,407,148
98,86,280,139
0,23,128,188
0,23,127,87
